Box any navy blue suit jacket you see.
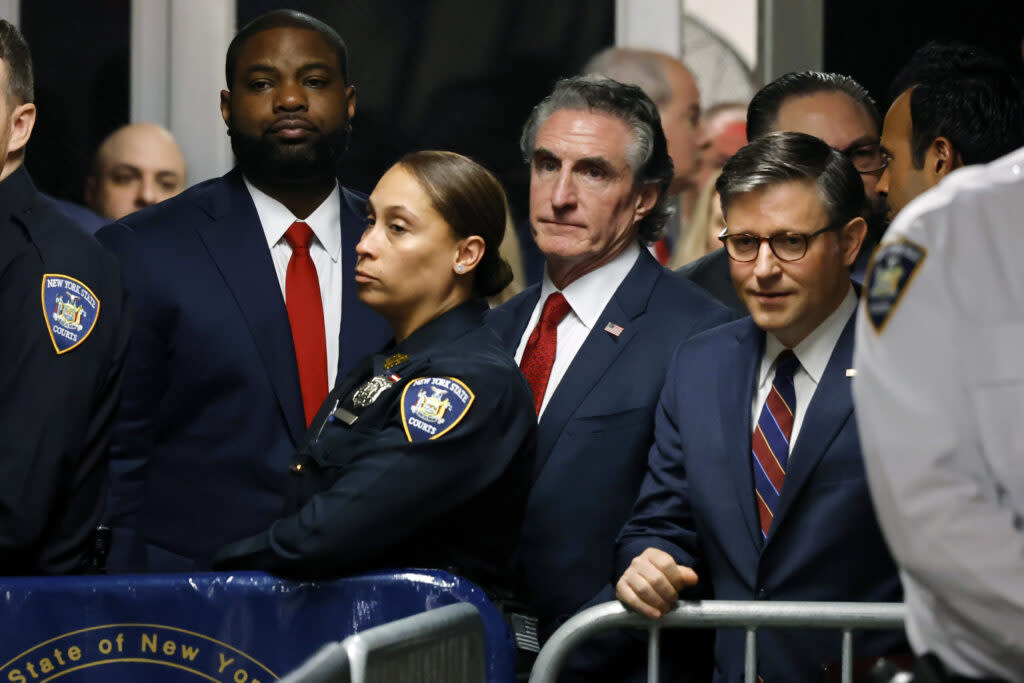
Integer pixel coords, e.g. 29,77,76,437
616,312,905,682
97,169,391,571
487,248,733,625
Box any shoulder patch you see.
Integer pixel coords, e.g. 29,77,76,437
400,376,475,442
863,239,926,334
41,274,101,354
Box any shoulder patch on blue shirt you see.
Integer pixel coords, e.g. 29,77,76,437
400,376,475,442
41,274,101,354
864,239,926,334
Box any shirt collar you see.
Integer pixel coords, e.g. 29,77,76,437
759,285,857,387
244,176,342,262
538,241,641,329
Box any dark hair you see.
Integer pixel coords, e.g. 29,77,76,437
717,131,864,229
520,75,674,242
225,10,349,89
747,71,880,141
888,42,1024,167
398,151,513,298
0,20,33,105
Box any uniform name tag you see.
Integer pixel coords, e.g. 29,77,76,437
400,376,474,442
41,274,100,354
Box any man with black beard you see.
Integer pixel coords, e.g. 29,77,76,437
97,10,390,572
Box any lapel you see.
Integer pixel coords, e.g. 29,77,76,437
767,311,856,541
534,250,660,476
193,169,307,445
720,318,767,553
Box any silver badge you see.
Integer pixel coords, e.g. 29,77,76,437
351,375,396,408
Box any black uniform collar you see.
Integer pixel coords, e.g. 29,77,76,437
0,166,37,216
373,299,487,374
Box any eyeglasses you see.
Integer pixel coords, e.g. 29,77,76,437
719,223,843,262
838,141,889,177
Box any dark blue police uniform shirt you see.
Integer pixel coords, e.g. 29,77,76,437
212,300,537,590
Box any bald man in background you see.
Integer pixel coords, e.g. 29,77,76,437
583,47,706,264
85,123,186,221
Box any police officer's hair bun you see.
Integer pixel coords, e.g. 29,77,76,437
397,151,514,298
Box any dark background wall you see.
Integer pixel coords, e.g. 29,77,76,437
824,0,1024,111
22,0,130,204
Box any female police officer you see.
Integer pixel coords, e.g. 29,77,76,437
212,151,536,590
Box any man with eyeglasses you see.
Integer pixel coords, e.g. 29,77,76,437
877,42,1024,221
615,132,907,682
679,71,887,312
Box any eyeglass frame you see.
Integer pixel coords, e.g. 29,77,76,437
718,221,846,262
836,140,889,178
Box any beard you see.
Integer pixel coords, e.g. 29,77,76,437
227,117,350,188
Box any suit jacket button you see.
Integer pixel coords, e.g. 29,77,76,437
290,462,304,473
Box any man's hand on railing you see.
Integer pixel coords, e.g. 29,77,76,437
615,547,699,619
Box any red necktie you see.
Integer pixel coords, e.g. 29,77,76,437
519,292,572,414
284,221,328,426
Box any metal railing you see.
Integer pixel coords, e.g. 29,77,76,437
529,600,906,683
279,602,487,683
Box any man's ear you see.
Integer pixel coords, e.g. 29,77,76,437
839,216,867,268
927,136,962,182
220,90,232,129
633,183,660,223
345,84,356,120
6,102,35,156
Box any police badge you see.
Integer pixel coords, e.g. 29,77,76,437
41,274,101,354
351,373,400,408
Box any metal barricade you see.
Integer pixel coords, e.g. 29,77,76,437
529,600,906,683
280,602,487,683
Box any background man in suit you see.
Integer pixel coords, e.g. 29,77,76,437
616,132,905,682
84,122,186,222
0,19,130,574
679,71,887,311
487,75,731,681
98,10,390,572
877,42,1024,221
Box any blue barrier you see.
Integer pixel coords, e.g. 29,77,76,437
0,570,515,683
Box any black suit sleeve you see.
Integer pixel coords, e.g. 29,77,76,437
0,245,130,574
96,222,165,570
614,347,702,579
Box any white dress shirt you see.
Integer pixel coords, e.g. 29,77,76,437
515,241,641,418
245,177,343,388
751,286,857,452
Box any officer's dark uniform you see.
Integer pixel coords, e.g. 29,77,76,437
212,300,536,590
0,167,130,574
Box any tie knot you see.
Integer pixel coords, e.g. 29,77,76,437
540,292,572,327
285,221,314,250
774,349,800,381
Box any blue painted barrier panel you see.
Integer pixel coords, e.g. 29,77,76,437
0,569,515,682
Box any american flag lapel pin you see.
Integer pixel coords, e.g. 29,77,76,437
604,322,624,337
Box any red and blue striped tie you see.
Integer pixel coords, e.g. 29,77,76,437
752,350,799,540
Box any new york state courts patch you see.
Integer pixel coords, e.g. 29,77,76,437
400,376,474,442
41,274,100,354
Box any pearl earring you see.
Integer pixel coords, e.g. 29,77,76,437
455,264,466,274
